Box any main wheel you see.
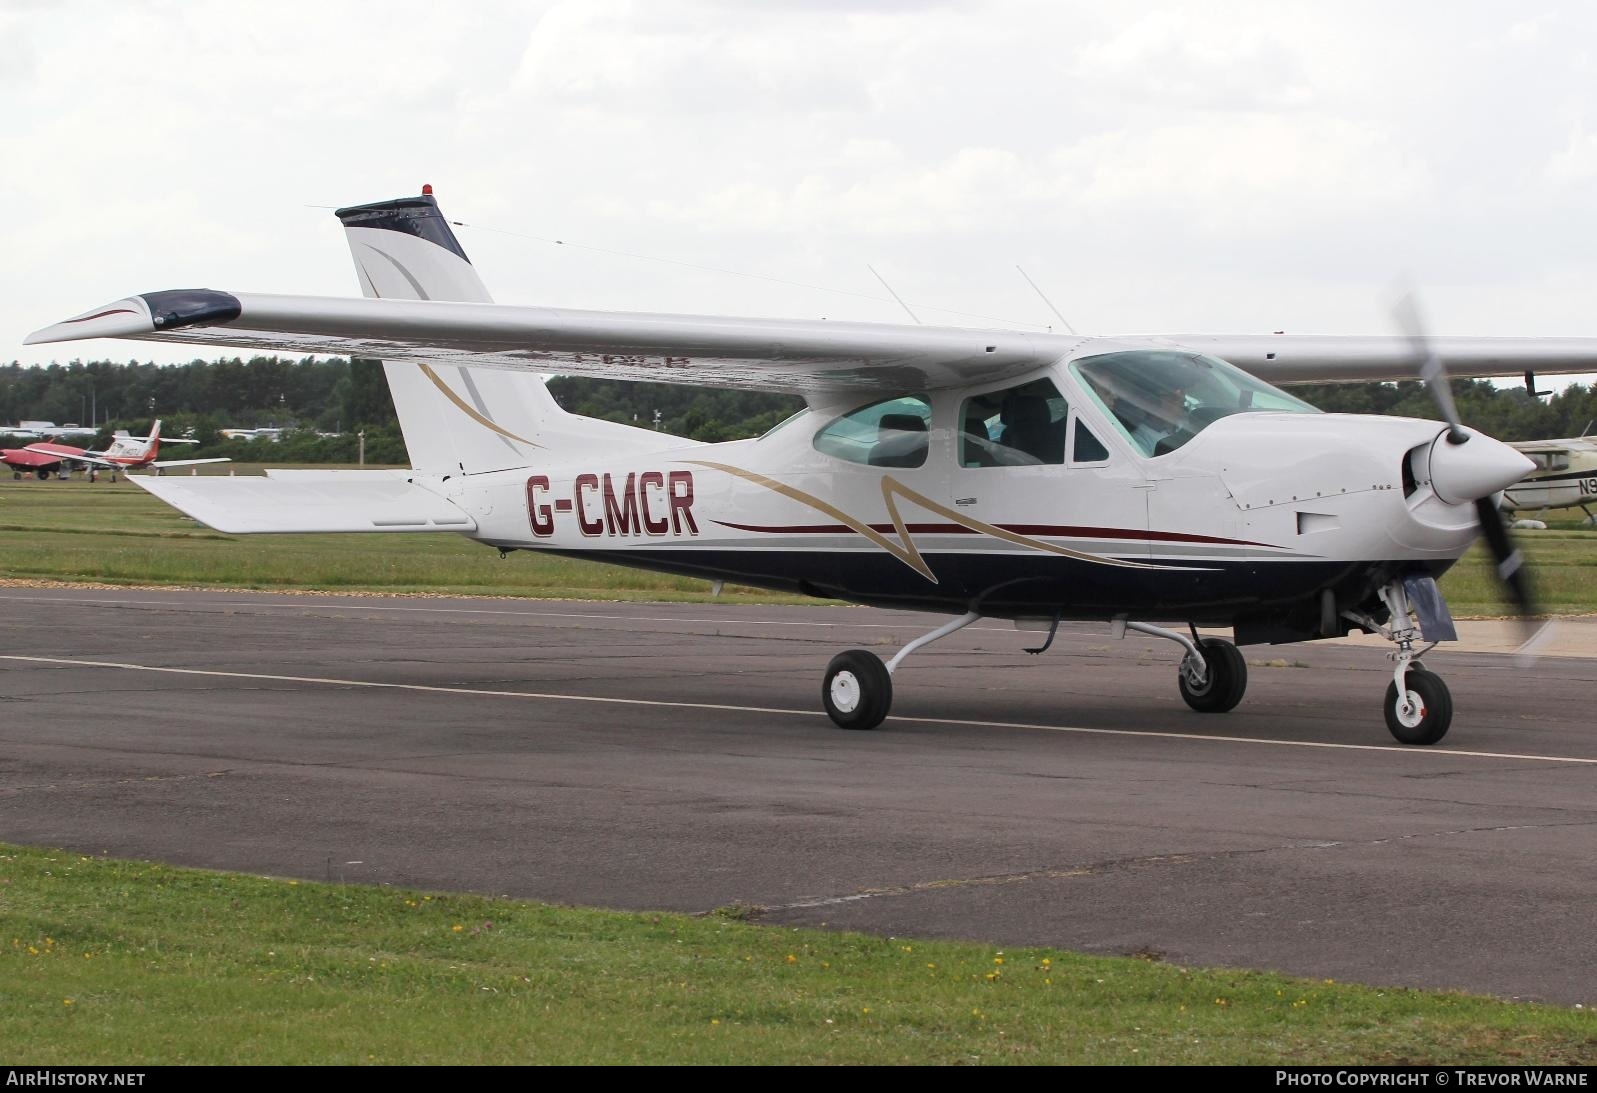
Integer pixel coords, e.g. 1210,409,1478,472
823,649,892,730
1384,666,1452,745
35,469,49,480
1178,637,1248,713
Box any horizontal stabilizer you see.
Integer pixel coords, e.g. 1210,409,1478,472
131,472,477,534
149,457,232,469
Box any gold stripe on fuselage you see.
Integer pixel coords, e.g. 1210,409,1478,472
686,461,1178,582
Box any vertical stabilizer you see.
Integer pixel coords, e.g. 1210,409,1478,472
106,419,159,461
336,189,694,472
336,190,561,474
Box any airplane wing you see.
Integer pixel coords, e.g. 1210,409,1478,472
1507,440,1574,454
22,444,118,469
1148,335,1597,384
25,289,1081,396
130,470,476,534
28,290,1597,394
149,457,232,469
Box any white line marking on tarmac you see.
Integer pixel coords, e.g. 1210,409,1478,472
5,653,1596,767
0,593,952,630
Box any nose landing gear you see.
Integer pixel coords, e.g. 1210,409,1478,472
1347,577,1455,746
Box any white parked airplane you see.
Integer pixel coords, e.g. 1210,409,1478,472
1503,435,1597,522
28,188,1597,745
2,421,99,441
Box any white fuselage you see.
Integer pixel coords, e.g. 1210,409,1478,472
438,350,1516,630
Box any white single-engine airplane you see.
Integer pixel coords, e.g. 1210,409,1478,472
1503,434,1597,522
27,188,1597,745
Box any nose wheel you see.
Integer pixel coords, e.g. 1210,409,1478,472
1384,663,1453,745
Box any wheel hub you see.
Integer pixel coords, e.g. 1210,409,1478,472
829,670,860,714
1395,689,1427,729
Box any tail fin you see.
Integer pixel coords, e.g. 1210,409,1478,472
103,419,160,461
336,188,678,474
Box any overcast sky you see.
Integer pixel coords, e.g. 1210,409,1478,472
5,0,1597,389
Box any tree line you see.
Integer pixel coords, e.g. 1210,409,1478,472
4,357,1596,465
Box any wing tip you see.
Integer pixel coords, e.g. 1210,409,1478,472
26,289,242,346
25,297,152,345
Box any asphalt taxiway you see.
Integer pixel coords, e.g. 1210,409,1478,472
2,586,1594,1003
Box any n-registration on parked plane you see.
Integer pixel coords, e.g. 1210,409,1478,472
27,188,1597,744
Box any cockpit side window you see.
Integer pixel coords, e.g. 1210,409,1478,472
959,378,1068,468
1071,416,1109,463
1071,350,1319,457
812,395,931,468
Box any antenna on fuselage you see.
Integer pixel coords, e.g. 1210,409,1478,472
867,265,923,325
1015,265,1077,335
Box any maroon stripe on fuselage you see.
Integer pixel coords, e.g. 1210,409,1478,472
713,520,1269,547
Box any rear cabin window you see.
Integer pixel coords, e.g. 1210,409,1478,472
812,395,932,468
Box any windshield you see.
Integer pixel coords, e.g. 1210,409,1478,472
1071,350,1320,457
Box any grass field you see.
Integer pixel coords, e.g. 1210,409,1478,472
1,470,1594,615
2,844,1591,1065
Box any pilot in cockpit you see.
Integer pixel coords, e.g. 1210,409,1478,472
1127,386,1188,453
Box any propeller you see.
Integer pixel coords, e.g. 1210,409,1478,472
1392,290,1541,634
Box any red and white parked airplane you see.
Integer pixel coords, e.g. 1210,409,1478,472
26,188,1597,744
10,420,228,479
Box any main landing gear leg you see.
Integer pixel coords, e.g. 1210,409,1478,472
1346,580,1453,746
822,610,981,730
1114,619,1248,713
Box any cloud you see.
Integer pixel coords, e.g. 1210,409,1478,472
4,0,1597,377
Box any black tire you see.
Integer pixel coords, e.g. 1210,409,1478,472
35,469,49,480
823,649,892,730
1384,668,1453,745
1178,637,1248,713
11,471,19,480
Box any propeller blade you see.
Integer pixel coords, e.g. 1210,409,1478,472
1474,496,1535,618
1392,289,1468,444
1393,286,1542,641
